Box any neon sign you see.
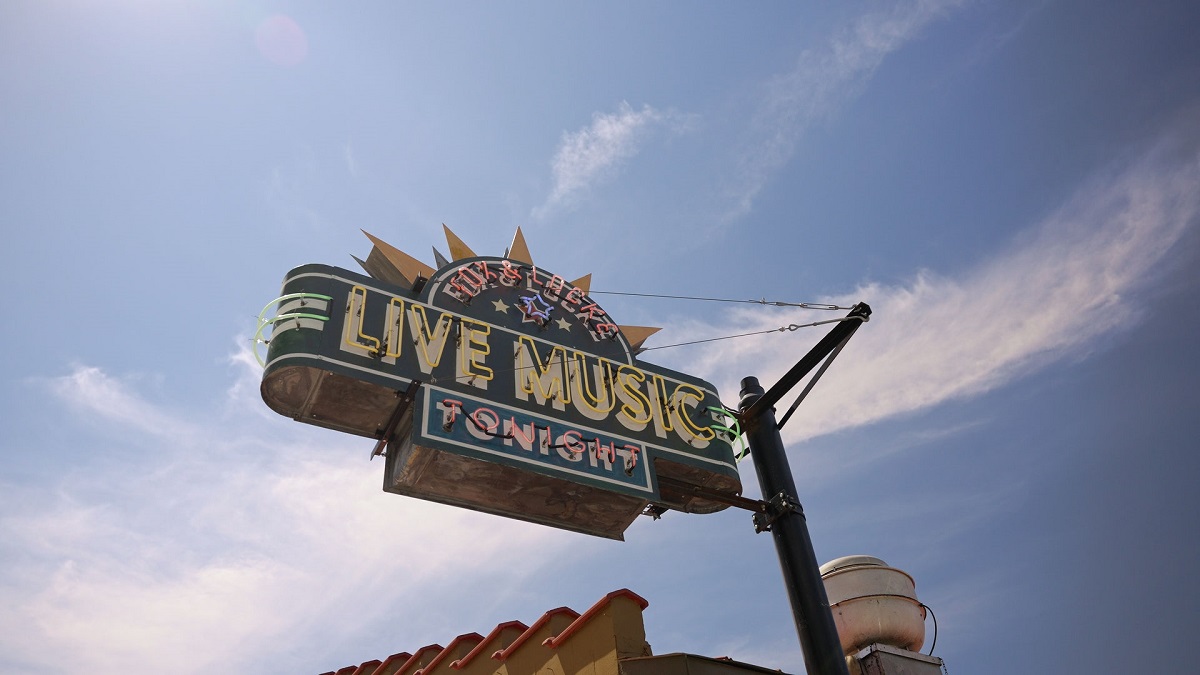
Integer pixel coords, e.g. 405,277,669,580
259,227,741,539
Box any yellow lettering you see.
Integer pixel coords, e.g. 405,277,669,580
648,374,674,437
342,286,382,356
408,304,454,374
384,297,405,360
615,365,652,432
569,352,615,421
671,383,716,444
514,335,570,410
457,320,493,388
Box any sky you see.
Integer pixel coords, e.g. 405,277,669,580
2,1,1199,673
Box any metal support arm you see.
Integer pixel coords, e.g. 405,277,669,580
736,303,870,675
739,303,870,429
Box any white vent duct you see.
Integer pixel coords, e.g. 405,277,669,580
819,555,926,656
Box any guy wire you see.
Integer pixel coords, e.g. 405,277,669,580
589,290,850,310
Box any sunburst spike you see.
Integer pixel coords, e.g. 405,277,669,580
570,273,592,294
352,253,408,288
432,247,451,270
619,325,662,352
362,230,435,285
442,224,477,261
507,227,534,265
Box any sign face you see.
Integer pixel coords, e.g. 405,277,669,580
260,230,741,539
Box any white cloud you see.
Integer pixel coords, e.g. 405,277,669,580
1,366,573,674
531,3,961,224
47,366,196,440
726,0,963,220
665,131,1199,452
534,102,670,218
225,338,284,421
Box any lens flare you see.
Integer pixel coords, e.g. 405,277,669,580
255,14,308,67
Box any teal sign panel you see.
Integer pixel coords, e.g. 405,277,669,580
261,257,741,538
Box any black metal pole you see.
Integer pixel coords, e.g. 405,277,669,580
740,376,849,675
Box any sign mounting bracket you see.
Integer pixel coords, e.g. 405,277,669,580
654,475,769,514
370,379,422,459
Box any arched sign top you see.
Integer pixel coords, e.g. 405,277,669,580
423,255,636,365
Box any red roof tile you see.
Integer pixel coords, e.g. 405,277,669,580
370,651,412,675
415,632,483,674
351,659,382,675
492,607,580,661
394,644,443,675
450,620,528,669
541,589,649,649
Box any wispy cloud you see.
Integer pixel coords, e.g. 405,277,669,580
534,102,679,218
1,359,574,673
342,141,360,179
47,366,195,440
665,129,1200,451
724,0,963,220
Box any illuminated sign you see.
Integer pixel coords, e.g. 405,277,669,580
260,228,741,539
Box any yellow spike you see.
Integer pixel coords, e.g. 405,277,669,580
442,224,477,261
619,325,662,351
570,273,592,295
507,226,534,265
361,230,436,284
355,251,408,288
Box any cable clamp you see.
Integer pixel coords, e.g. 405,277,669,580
752,492,801,533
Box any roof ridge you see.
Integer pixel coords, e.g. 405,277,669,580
414,632,483,674
450,620,528,669
542,588,649,650
349,659,382,675
492,606,580,661
394,643,443,675
317,589,650,675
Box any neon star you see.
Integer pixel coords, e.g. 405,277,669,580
353,227,661,350
518,293,553,325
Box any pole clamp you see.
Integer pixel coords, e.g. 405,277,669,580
752,491,802,533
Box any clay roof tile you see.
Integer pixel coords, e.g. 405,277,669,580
450,620,528,669
350,659,383,675
369,651,412,675
492,607,580,661
413,632,483,674
395,644,444,675
541,589,649,649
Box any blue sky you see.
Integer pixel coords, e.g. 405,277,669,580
2,1,1198,673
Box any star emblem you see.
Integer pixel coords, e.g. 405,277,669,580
352,226,661,350
518,293,554,325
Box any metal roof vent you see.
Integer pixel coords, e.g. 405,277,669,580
819,555,926,656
